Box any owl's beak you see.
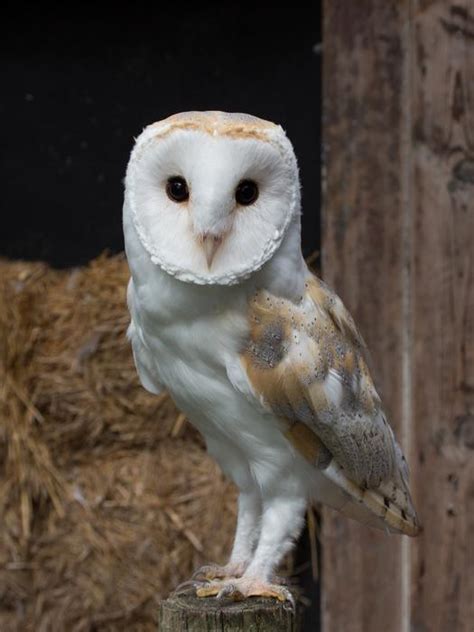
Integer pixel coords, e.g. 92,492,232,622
198,233,223,269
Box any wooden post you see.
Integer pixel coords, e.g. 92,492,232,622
159,595,297,631
322,1,474,631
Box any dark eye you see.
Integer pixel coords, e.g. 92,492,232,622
166,176,189,203
235,179,259,206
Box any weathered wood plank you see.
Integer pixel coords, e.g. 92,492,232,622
322,1,474,631
410,3,474,631
321,2,410,631
158,595,298,631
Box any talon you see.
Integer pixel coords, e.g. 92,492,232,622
173,579,207,596
191,564,222,581
191,566,212,580
280,587,296,611
217,583,241,600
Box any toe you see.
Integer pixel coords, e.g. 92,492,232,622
196,581,223,598
173,579,207,596
192,562,245,581
249,584,287,602
217,582,243,601
252,584,295,610
274,586,295,610
192,565,219,581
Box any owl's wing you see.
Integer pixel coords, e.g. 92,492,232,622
127,279,164,396
232,275,420,536
127,321,164,395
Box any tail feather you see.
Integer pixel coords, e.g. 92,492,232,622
285,420,421,535
323,459,421,537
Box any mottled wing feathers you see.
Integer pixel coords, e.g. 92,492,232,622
308,278,367,351
242,276,389,486
240,276,420,536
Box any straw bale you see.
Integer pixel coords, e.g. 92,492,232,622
0,255,237,631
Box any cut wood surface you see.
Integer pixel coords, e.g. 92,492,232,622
159,595,298,632
322,1,473,631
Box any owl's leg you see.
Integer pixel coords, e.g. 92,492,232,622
197,493,306,606
193,487,261,581
244,494,306,578
230,487,262,569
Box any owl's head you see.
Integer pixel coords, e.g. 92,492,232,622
124,111,300,285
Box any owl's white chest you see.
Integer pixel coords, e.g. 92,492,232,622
130,276,300,493
124,211,315,492
128,263,295,478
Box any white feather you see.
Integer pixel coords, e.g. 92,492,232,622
125,116,300,286
323,369,344,406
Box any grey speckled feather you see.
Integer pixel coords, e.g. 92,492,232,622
241,275,420,535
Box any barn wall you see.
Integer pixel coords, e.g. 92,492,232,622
322,2,473,630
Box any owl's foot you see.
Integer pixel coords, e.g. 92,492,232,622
196,576,295,609
192,562,246,582
173,562,247,596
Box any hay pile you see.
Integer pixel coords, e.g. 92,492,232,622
0,255,237,631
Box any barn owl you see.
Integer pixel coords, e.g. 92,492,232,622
123,111,420,605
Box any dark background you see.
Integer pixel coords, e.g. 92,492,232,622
1,3,321,267
1,3,321,629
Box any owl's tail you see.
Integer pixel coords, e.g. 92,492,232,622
322,458,421,536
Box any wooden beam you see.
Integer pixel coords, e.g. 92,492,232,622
322,1,474,630
410,2,474,630
322,3,409,631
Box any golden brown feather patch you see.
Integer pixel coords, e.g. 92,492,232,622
240,275,421,536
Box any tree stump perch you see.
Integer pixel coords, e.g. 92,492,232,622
159,594,298,631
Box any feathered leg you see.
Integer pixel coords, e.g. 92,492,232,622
229,488,262,569
197,493,306,606
193,487,261,581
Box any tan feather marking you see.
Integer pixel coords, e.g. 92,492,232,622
152,111,276,142
324,460,421,537
341,348,356,373
241,278,420,535
243,285,364,420
307,380,328,412
243,284,365,416
307,277,365,350
164,110,277,130
358,360,379,413
285,422,332,469
305,278,328,309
